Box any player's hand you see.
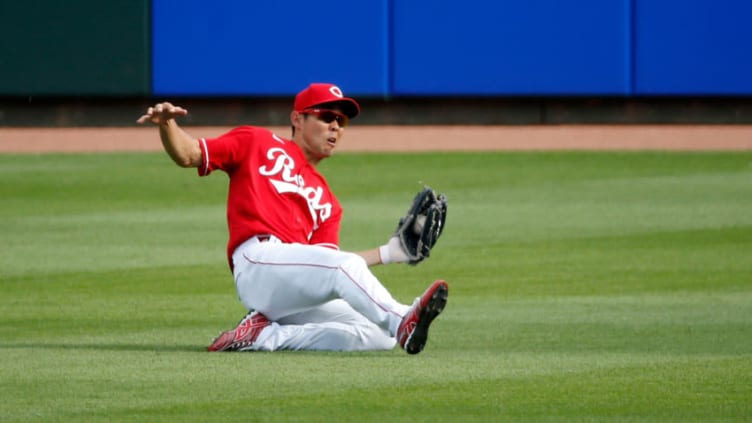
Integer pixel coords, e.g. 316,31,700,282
136,102,188,125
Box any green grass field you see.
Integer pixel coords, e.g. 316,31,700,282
1,150,751,422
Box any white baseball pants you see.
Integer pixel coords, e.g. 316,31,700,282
231,236,411,351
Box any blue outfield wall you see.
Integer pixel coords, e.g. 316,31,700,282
391,0,631,96
633,0,752,95
151,0,752,97
151,1,389,96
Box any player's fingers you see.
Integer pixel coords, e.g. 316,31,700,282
155,102,187,115
136,106,156,124
136,103,188,124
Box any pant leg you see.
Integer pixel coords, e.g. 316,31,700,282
233,239,410,339
250,300,396,351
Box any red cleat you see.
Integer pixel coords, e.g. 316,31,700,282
397,280,448,355
207,311,270,352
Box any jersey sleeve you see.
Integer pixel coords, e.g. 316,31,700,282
308,203,342,249
198,126,255,176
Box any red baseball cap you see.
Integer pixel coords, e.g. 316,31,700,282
294,83,360,119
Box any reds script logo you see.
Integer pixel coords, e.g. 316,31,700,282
258,147,332,229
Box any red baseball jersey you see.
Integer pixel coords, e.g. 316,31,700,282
197,126,342,267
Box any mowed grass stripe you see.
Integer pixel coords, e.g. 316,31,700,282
1,151,751,422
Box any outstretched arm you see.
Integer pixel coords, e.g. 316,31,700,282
355,237,411,267
355,248,390,267
137,102,202,168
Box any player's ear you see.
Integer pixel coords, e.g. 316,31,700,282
291,111,305,135
291,111,304,126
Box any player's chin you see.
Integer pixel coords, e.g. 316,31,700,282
313,147,334,162
323,142,337,155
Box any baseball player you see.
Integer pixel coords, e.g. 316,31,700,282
137,83,448,354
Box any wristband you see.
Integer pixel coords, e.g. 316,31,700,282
379,236,409,264
379,244,392,265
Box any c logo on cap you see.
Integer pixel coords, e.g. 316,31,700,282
329,86,344,98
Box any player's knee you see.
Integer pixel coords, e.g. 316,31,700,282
338,251,368,272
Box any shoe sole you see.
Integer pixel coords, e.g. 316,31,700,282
405,282,448,355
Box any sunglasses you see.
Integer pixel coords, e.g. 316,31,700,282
303,109,349,127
